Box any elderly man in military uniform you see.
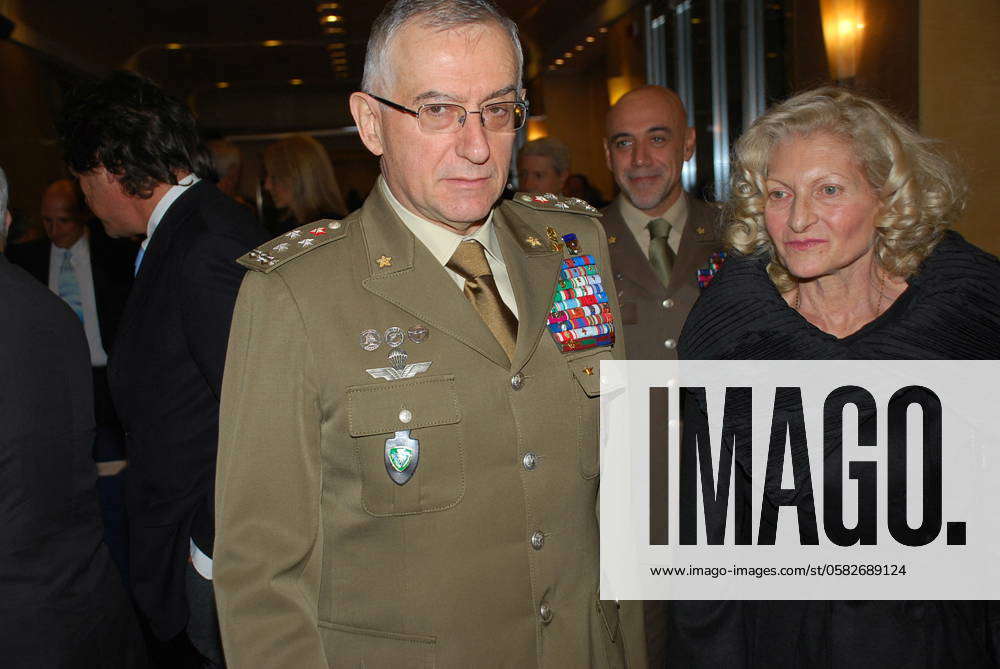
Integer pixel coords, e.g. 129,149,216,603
213,1,645,667
602,85,724,361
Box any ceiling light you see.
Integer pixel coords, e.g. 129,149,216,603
324,27,346,34
326,42,346,50
262,40,283,47
575,45,584,51
554,58,565,65
215,81,230,89
321,14,342,23
315,2,340,10
585,36,596,43
332,58,348,65
289,78,304,85
165,43,183,50
328,50,346,58
598,27,608,34
563,51,573,58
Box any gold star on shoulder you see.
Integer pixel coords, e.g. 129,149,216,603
377,255,392,268
696,227,706,235
526,236,542,247
608,235,617,245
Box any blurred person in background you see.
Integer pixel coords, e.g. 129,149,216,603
5,178,135,582
678,87,1000,668
207,139,252,210
263,133,346,234
563,172,608,208
0,164,148,668
517,135,570,195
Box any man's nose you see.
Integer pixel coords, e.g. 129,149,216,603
455,113,490,164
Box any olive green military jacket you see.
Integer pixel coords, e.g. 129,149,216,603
214,186,646,668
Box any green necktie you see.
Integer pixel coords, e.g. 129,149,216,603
447,240,518,361
647,217,675,288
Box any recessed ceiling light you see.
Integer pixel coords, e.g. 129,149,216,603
326,42,346,50
554,58,565,65
585,36,596,43
215,81,230,89
262,40,283,47
165,43,183,50
324,27,346,34
575,45,584,51
315,2,340,10
321,15,342,23
289,78,304,85
598,27,608,34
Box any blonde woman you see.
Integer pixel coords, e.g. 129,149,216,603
674,88,1000,667
263,134,346,233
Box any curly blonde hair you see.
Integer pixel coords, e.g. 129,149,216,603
727,87,966,293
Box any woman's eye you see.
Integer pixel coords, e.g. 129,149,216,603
821,185,841,196
768,190,789,200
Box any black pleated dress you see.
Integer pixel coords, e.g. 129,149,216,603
669,231,1000,668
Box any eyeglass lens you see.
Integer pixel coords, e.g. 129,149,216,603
418,102,526,133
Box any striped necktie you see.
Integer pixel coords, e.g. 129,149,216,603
57,249,85,322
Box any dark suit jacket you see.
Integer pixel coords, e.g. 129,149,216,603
108,181,267,640
601,194,723,361
5,224,137,461
0,256,147,667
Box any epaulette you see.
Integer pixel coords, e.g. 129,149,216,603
238,219,347,273
512,192,602,217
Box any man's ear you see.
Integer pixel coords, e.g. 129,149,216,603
603,139,613,172
683,126,696,163
350,92,385,157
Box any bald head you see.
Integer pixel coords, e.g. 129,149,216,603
42,179,89,249
604,85,695,215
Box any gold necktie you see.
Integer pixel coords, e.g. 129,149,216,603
447,240,518,360
647,217,676,288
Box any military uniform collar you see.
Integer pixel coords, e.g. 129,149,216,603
617,191,688,246
378,177,505,271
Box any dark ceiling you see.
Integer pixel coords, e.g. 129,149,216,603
9,0,643,134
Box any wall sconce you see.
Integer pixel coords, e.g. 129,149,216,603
820,0,866,82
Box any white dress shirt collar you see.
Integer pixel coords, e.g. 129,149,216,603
142,173,201,252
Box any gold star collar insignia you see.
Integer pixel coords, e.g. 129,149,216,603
377,255,392,268
526,236,542,247
608,235,617,245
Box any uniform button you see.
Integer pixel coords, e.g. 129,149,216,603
522,452,537,470
539,601,553,623
398,409,412,423
510,373,525,390
661,298,675,309
329,221,342,230
530,531,545,550
614,272,624,280
664,338,676,349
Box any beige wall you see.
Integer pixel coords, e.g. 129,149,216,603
920,0,1000,255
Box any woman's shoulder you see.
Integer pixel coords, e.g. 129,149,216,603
678,250,808,359
912,231,1000,302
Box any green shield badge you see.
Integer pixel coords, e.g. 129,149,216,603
385,430,419,485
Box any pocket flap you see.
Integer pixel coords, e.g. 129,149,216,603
347,375,461,437
568,350,613,398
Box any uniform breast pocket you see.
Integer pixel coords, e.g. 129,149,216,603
347,375,465,516
567,349,615,479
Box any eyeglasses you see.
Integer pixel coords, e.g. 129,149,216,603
368,94,528,134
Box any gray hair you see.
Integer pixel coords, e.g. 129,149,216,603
519,137,571,175
0,165,8,240
362,0,523,95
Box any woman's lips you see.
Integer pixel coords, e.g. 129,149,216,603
784,239,827,251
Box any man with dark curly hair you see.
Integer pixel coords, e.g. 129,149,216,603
58,71,267,668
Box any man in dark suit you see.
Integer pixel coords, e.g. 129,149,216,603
602,85,723,361
0,165,148,667
58,71,267,668
6,178,136,579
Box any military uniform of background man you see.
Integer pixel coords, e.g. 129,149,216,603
214,1,645,667
602,84,724,669
602,85,723,362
